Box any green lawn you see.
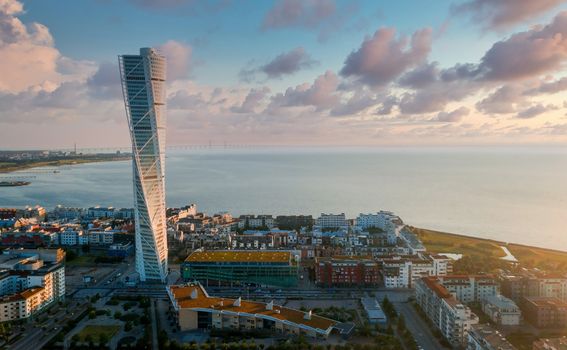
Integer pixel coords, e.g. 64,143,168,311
77,325,120,342
66,255,97,267
411,226,567,273
410,227,505,258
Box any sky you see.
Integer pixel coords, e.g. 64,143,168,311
2,0,567,149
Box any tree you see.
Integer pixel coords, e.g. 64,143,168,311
99,333,110,345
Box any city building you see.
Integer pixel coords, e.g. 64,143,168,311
500,274,567,303
275,215,314,230
315,256,380,287
108,242,135,258
482,294,521,326
119,47,168,283
0,249,65,322
523,297,567,328
315,213,348,230
435,275,499,303
380,254,453,288
415,276,479,347
167,283,344,339
466,324,516,350
182,250,298,287
237,215,275,229
360,297,387,325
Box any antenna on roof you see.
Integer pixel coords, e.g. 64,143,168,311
304,310,312,320
266,300,274,310
234,297,241,307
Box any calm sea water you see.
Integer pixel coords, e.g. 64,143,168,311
1,147,567,251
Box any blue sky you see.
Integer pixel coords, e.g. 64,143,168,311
2,0,567,148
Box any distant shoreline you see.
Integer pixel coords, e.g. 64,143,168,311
0,155,131,174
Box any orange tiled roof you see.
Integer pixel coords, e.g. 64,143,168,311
169,285,337,331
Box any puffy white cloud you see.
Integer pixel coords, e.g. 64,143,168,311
340,27,432,87
158,40,192,81
434,106,470,122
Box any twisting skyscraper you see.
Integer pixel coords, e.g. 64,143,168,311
119,48,168,283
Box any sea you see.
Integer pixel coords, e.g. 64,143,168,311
1,146,567,251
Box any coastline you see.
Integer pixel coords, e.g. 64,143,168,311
411,226,567,270
0,155,131,174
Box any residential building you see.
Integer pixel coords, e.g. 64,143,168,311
182,250,298,287
523,297,567,328
167,283,345,339
237,215,275,229
380,255,453,288
120,47,168,283
315,256,380,287
415,276,479,347
436,275,499,303
315,213,348,230
275,215,313,230
482,294,521,326
361,297,387,325
467,324,516,350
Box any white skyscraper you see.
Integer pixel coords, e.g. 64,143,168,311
119,48,168,282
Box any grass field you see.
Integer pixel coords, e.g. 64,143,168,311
410,226,567,272
77,325,119,342
66,255,97,267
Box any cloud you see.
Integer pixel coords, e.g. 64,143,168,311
453,0,565,30
528,76,567,94
330,91,379,117
340,27,432,87
268,70,339,110
398,62,439,89
476,84,525,114
0,0,94,93
516,103,557,119
262,0,335,30
478,11,567,81
231,87,270,113
239,47,317,82
158,40,192,80
261,47,317,79
86,62,122,100
434,106,470,122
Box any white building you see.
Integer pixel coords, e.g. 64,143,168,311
437,275,499,303
416,276,479,347
482,294,521,326
315,213,347,229
59,228,85,246
120,47,168,283
380,255,452,289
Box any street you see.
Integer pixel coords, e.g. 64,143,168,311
393,302,447,350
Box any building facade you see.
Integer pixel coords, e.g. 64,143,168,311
119,47,168,282
482,294,521,326
415,276,479,347
182,251,298,287
167,283,341,339
315,257,380,287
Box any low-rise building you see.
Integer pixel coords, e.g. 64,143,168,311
415,276,479,347
360,297,387,325
467,324,516,350
482,294,521,326
315,213,348,230
523,297,567,328
167,283,345,339
380,254,453,288
315,256,380,287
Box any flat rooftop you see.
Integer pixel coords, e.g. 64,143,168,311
185,250,291,264
169,284,336,331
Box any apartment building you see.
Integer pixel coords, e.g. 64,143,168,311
415,276,479,347
380,255,453,288
482,294,521,326
315,256,380,287
523,297,567,328
315,213,348,230
436,275,499,303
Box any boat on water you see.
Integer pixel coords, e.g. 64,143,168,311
0,181,31,187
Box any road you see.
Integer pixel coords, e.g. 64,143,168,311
393,302,446,350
